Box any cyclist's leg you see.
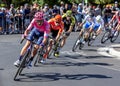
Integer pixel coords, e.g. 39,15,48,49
93,24,102,37
31,36,43,60
60,35,67,48
79,28,84,37
82,22,93,42
45,39,54,57
28,29,44,64
14,40,31,67
47,29,59,57
19,40,31,60
60,25,69,48
113,24,120,36
84,28,91,41
14,29,36,66
111,22,118,36
116,23,120,31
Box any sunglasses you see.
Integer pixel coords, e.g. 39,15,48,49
55,19,61,23
36,20,43,23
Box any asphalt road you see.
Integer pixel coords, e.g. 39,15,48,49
0,32,120,86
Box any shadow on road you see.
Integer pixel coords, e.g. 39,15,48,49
65,54,112,60
16,72,112,82
34,61,113,68
0,68,4,70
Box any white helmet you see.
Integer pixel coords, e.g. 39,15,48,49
96,15,101,22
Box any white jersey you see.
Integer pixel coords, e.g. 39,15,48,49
83,14,95,24
94,16,104,29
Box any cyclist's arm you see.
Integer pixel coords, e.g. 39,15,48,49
55,22,64,42
62,14,66,19
80,15,88,27
109,15,116,24
24,29,30,37
68,16,75,32
42,22,50,45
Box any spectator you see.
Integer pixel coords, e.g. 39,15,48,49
0,8,6,34
94,5,102,16
52,5,60,17
112,1,119,14
59,1,65,15
63,3,72,13
71,3,78,16
43,5,52,21
75,3,83,23
102,5,112,25
33,2,39,10
23,3,31,29
14,7,23,33
9,4,16,16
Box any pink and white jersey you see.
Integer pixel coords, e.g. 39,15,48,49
27,18,50,38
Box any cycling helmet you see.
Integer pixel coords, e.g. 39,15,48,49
96,15,101,22
55,14,62,23
88,12,94,17
66,10,72,17
34,11,44,20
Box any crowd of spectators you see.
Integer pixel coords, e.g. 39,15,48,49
0,1,119,35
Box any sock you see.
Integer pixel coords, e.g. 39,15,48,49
30,57,34,61
19,55,23,61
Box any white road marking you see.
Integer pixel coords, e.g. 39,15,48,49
59,45,120,72
97,44,120,58
60,50,86,56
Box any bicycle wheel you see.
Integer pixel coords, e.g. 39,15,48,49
46,40,55,59
110,31,119,43
14,50,31,81
88,32,95,46
34,53,40,66
34,46,47,66
72,35,81,52
101,31,110,44
34,52,43,66
79,36,85,50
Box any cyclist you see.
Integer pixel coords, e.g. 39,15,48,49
92,15,104,39
14,11,50,67
79,12,94,44
61,10,75,48
108,10,120,36
45,14,64,57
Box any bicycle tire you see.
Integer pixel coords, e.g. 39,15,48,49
101,31,110,44
34,46,47,66
34,53,40,66
14,50,31,81
48,46,54,58
72,36,81,52
110,31,119,43
48,37,63,58
45,41,54,59
88,32,95,46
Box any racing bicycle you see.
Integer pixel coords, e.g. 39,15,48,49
14,37,46,80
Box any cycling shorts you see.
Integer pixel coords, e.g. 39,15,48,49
93,23,100,31
51,29,59,39
83,21,92,30
27,28,44,45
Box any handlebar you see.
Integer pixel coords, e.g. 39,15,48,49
20,38,25,44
